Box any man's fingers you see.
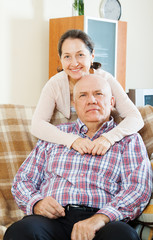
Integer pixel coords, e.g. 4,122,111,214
48,197,65,216
91,145,99,155
92,136,111,155
71,138,94,155
34,196,65,219
42,208,60,219
71,221,95,240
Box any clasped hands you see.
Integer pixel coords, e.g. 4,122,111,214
71,136,111,155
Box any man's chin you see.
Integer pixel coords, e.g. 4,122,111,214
85,118,103,123
85,112,101,119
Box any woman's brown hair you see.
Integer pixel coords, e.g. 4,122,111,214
57,29,101,71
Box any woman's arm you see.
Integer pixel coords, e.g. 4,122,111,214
102,74,144,145
31,77,79,148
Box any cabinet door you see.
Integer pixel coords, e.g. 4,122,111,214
85,17,117,77
49,16,127,89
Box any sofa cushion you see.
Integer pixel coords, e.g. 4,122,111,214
138,105,153,159
136,159,153,227
112,105,153,159
135,224,153,240
0,190,9,225
0,104,37,229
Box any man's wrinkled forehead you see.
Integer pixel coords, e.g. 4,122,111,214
73,74,112,99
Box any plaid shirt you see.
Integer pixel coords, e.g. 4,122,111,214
12,118,152,222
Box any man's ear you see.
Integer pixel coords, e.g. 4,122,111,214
111,96,115,109
72,99,76,110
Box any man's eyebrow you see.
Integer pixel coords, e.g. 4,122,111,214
79,91,87,95
78,90,103,95
94,89,103,92
79,89,103,93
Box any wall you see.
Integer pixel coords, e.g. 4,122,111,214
0,0,153,106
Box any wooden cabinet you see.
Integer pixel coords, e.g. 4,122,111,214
49,16,127,89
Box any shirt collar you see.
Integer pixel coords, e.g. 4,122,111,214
76,117,115,138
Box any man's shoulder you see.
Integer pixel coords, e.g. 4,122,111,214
57,121,78,133
119,132,145,148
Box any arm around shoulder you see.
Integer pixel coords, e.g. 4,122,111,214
103,74,144,145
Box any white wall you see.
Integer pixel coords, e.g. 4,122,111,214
0,0,153,106
85,0,153,91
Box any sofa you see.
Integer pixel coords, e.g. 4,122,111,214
0,104,153,240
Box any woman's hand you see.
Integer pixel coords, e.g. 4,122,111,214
71,136,111,156
92,136,111,155
71,137,94,155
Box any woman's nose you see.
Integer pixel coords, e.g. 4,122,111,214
70,57,78,66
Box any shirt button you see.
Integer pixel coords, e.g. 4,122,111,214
80,173,84,177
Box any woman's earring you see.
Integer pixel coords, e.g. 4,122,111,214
90,62,93,69
57,66,63,72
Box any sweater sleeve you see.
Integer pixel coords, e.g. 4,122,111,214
102,74,144,145
31,77,79,149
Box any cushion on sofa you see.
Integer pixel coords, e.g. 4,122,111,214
138,105,153,159
135,159,153,226
135,224,153,240
0,104,37,238
111,105,153,159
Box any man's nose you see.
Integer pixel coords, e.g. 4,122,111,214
87,95,97,104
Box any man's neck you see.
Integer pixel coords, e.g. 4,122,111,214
85,122,103,138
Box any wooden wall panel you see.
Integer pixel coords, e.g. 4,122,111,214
117,21,127,90
49,16,84,78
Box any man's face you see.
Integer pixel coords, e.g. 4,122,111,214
73,75,115,126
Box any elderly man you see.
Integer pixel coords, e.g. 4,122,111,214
4,74,152,240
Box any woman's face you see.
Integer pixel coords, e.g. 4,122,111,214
60,38,94,80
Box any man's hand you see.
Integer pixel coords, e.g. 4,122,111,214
71,138,94,155
33,196,65,219
71,214,110,240
92,136,111,155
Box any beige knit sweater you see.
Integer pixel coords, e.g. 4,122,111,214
31,70,144,148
